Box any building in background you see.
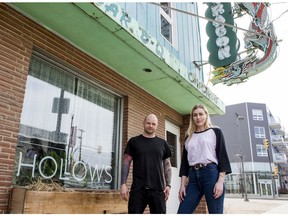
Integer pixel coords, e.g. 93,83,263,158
0,2,224,213
211,102,288,198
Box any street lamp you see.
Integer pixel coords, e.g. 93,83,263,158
235,113,244,125
235,113,247,200
235,153,249,202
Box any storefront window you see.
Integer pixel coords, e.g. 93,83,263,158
13,53,122,189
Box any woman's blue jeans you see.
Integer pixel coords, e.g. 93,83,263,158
177,163,225,214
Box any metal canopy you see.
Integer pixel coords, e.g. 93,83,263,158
10,2,225,115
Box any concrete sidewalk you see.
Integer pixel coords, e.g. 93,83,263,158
224,197,288,214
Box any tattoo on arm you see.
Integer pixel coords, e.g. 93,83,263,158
163,158,172,186
121,154,132,185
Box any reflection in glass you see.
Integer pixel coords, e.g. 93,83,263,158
13,54,121,189
166,131,177,167
160,2,171,17
161,15,172,43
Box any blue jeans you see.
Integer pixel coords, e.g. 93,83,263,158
177,163,225,214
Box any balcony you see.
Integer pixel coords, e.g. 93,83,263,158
283,133,288,142
271,134,284,143
273,152,287,163
269,116,281,129
272,128,286,136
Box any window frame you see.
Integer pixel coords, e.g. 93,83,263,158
254,126,266,138
256,144,268,157
160,2,178,48
252,109,264,121
13,50,123,190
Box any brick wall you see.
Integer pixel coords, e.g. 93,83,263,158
0,4,33,213
0,3,208,214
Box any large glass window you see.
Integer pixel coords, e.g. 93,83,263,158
13,53,122,189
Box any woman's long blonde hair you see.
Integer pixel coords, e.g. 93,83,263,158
185,104,213,138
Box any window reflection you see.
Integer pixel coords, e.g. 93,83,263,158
161,15,172,43
13,54,121,189
160,2,171,17
166,131,177,167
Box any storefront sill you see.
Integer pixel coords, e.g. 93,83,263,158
9,186,127,214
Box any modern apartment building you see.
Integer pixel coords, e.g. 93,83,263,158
0,2,225,213
211,102,288,198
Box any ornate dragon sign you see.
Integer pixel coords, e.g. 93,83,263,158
205,2,278,86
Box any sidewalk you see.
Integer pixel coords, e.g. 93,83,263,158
224,197,288,214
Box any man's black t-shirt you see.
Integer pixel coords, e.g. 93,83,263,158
124,134,171,191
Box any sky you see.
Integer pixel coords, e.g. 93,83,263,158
198,2,288,130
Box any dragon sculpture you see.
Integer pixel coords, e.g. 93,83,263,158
205,2,278,86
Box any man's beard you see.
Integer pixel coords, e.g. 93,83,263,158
144,128,155,135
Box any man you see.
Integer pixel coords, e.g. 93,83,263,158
120,114,172,214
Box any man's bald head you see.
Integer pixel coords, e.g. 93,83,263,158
143,114,158,137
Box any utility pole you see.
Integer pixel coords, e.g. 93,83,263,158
235,154,249,202
235,113,247,200
263,138,276,199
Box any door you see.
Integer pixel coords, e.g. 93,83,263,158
259,181,272,196
165,120,181,213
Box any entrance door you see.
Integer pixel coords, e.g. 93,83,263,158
165,120,181,213
259,181,272,196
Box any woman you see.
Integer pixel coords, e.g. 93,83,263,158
177,104,231,214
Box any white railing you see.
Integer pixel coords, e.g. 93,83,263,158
271,134,283,143
273,152,287,163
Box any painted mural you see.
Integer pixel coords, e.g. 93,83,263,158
206,2,278,86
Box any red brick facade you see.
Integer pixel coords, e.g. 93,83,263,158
0,3,207,213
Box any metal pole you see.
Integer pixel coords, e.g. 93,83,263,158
150,2,274,40
235,114,247,200
267,148,276,199
240,155,249,202
235,153,249,202
78,129,85,161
